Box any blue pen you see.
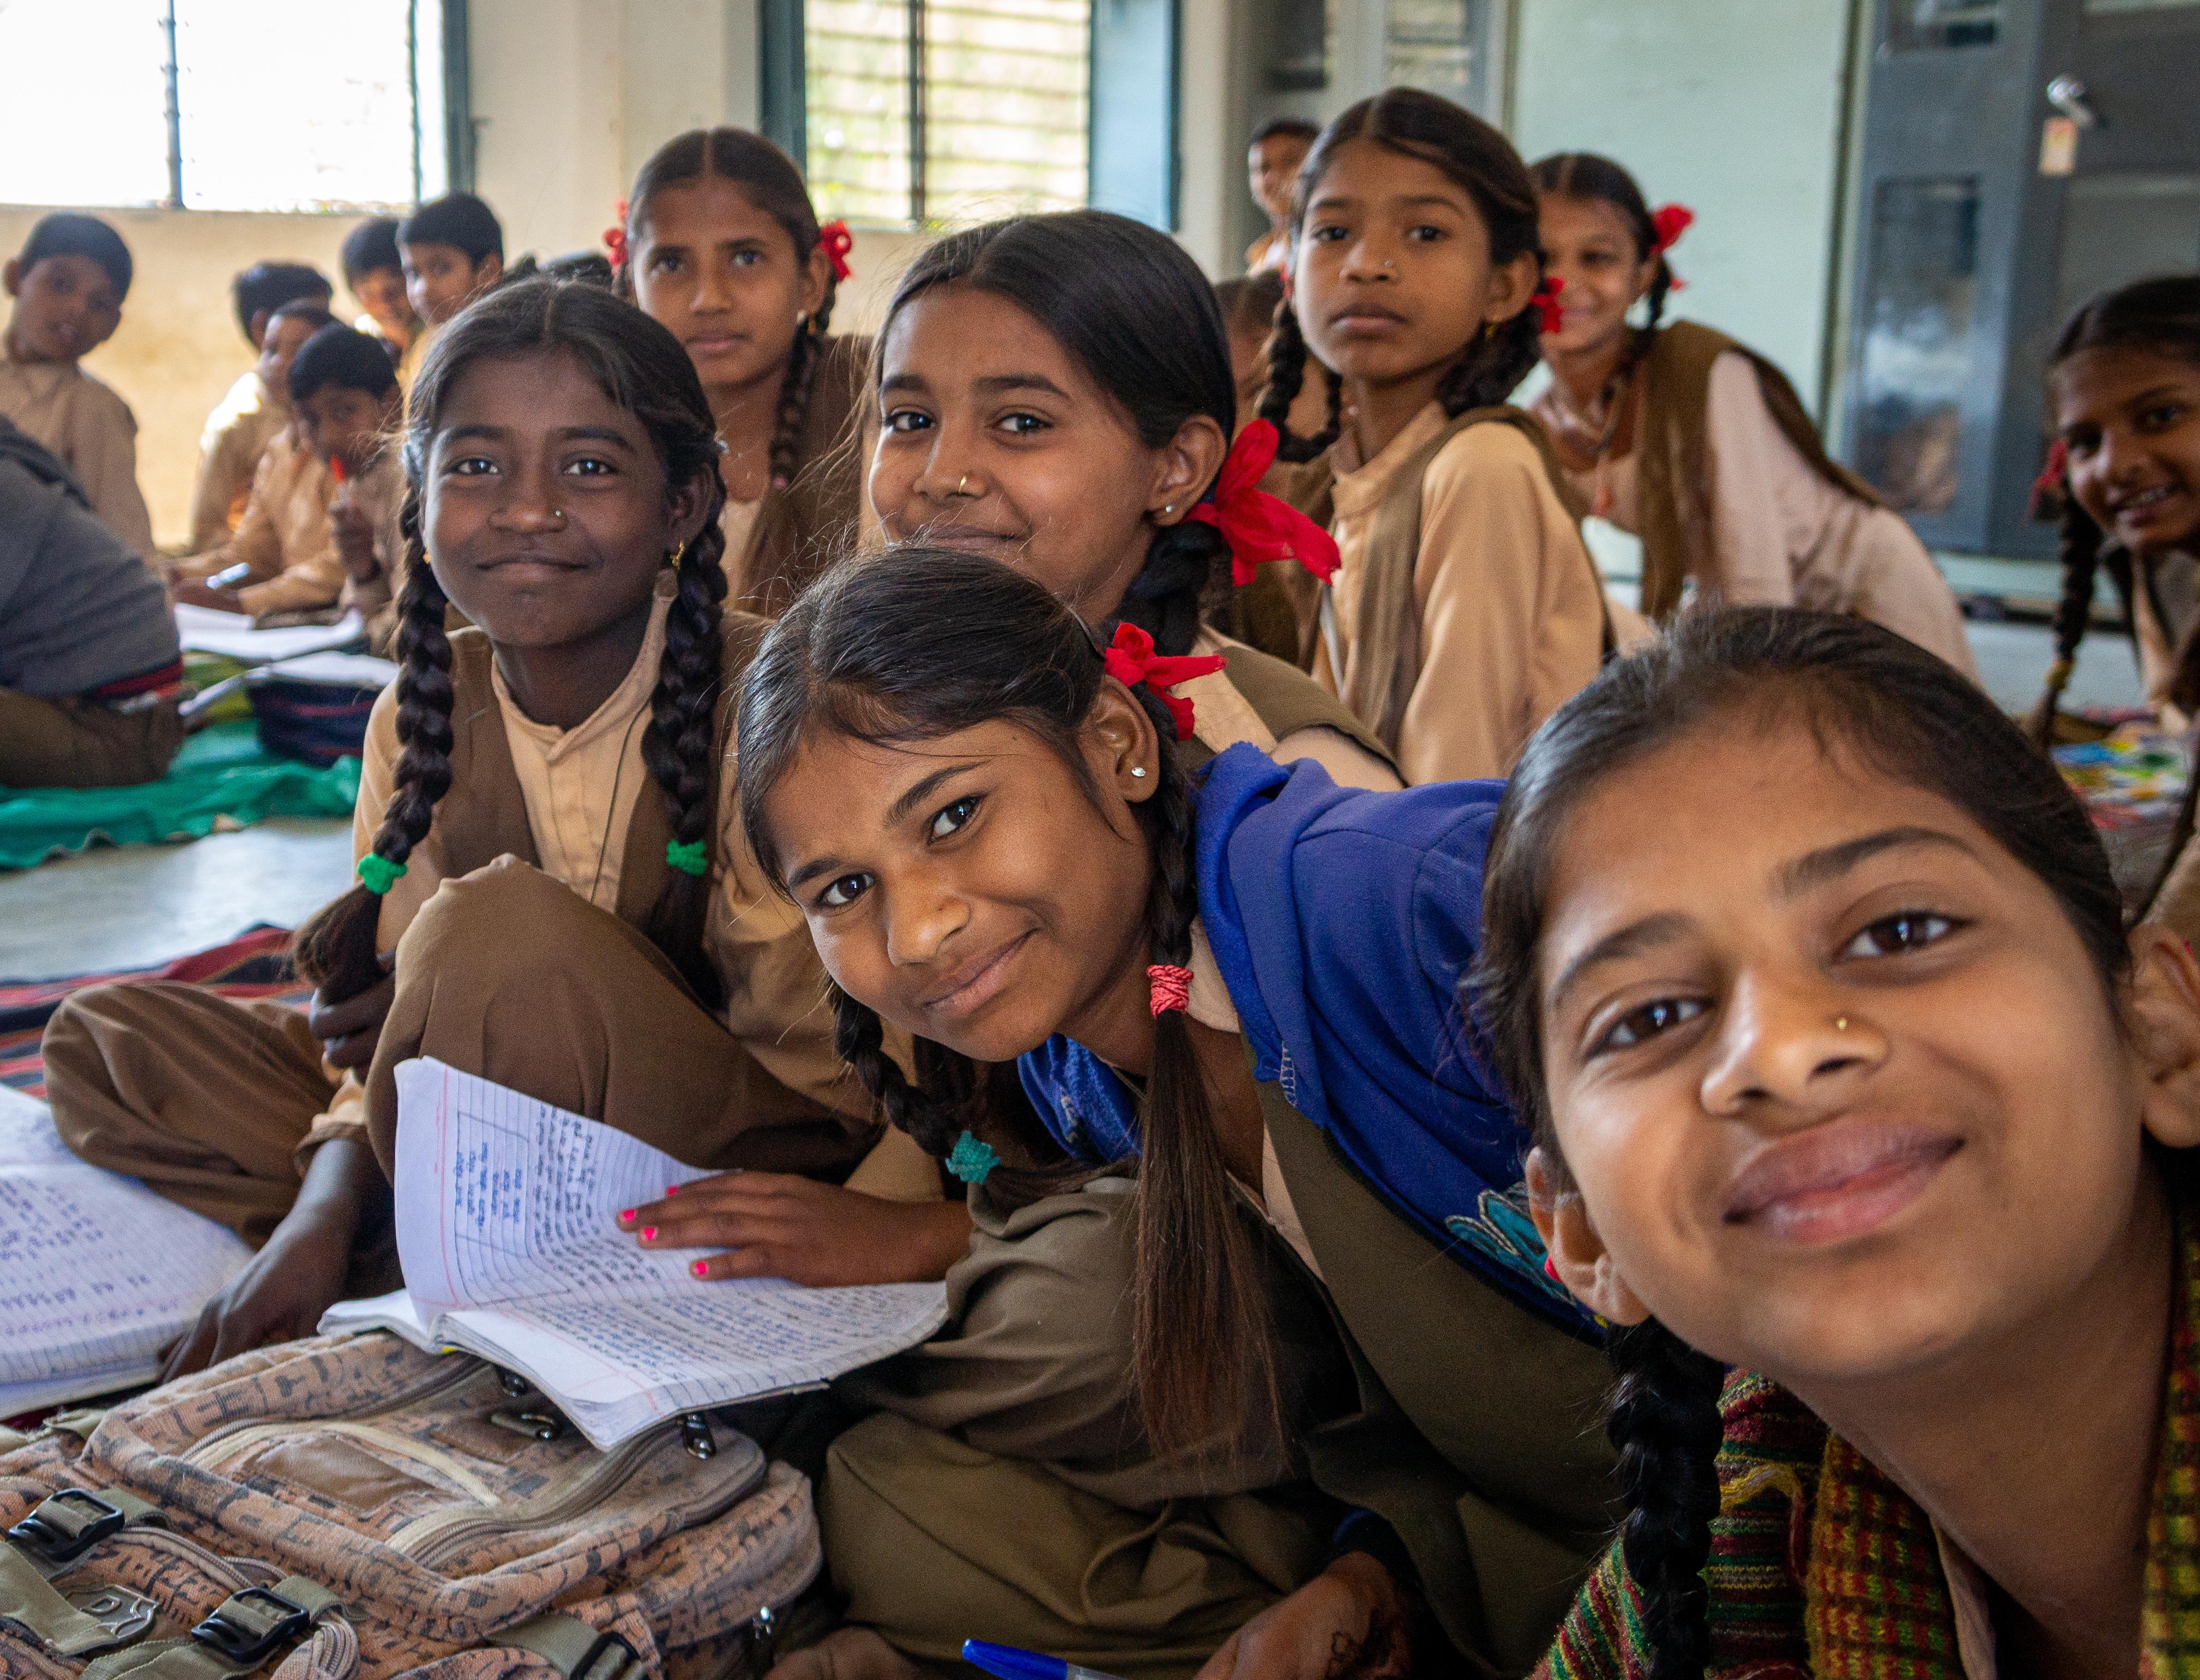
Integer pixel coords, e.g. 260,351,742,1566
961,1640,1128,1680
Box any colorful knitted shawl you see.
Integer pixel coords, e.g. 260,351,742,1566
1538,1204,2200,1678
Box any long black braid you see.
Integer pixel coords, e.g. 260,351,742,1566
738,548,1277,1457
1257,293,1343,465
2027,495,2107,748
1607,1324,1726,1679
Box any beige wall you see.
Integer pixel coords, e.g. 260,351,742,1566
1,205,359,552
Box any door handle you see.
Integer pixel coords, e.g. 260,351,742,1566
2046,74,2101,129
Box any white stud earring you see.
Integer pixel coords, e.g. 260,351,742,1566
1130,766,1148,778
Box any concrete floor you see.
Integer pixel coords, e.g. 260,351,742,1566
0,615,2150,981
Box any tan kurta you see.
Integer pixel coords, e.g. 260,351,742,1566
340,446,408,652
1533,353,1978,676
171,427,343,618
303,580,849,1155
189,370,289,550
1182,628,1399,791
0,353,154,557
1316,403,1605,785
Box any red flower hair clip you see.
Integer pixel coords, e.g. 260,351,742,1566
1649,203,1693,291
604,197,630,277
1185,419,1340,585
818,220,855,283
1532,274,1566,335
1102,623,1225,742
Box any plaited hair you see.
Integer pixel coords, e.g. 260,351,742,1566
622,129,839,498
1257,87,1544,462
294,278,731,1009
738,548,1277,1458
1530,152,1674,367
2030,275,2200,744
875,211,1243,656
1471,607,2130,1678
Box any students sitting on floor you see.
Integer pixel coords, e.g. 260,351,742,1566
0,418,182,789
340,216,421,374
0,213,153,558
169,302,351,619
396,191,505,388
189,263,336,551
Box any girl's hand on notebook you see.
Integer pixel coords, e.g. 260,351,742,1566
309,956,396,1071
619,1174,974,1286
1194,1554,1415,1680
171,578,248,613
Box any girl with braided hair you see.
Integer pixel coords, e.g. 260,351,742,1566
619,127,870,618
1472,608,2200,1678
864,208,1400,791
2027,277,2200,941
734,548,1616,1680
44,278,896,1378
1529,154,1975,675
1261,89,1618,787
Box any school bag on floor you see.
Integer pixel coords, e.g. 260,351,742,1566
0,1332,820,1680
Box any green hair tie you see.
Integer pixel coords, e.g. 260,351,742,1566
665,839,709,878
945,1131,999,1186
355,855,407,896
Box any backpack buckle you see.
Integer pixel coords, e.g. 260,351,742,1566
568,1629,639,1680
5,1490,126,1566
189,1585,314,1667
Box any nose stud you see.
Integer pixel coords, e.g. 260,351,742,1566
956,473,972,496
1833,1016,1849,1032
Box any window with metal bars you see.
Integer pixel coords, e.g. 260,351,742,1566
803,0,1093,229
0,0,456,213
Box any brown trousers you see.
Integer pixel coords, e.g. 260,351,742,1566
822,1178,1339,1677
0,689,183,788
44,857,873,1244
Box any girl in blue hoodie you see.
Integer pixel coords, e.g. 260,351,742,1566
734,548,1617,1680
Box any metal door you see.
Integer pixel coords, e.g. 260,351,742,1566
1840,0,2200,557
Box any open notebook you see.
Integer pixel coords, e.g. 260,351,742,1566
321,1059,950,1449
0,1087,253,1415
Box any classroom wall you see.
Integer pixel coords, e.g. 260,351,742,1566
1508,0,1858,414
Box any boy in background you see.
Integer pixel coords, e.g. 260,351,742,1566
170,302,345,617
0,213,153,557
292,324,407,650
396,191,503,386
189,262,336,549
1244,117,1316,275
341,215,421,373
0,418,182,788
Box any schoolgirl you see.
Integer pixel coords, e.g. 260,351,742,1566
730,549,1618,1680
43,279,903,1377
864,208,1399,789
1260,88,1613,785
1469,608,2200,1677
1531,152,1975,674
618,128,869,617
2026,277,2200,938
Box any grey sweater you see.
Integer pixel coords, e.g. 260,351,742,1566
0,418,178,698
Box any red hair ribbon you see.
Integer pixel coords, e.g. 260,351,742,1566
1649,203,1694,256
1184,419,1340,585
2032,437,2070,500
818,220,855,283
604,197,630,277
1103,622,1225,742
1533,274,1566,335
1148,964,1193,1017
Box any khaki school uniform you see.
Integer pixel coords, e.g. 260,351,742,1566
1315,403,1606,785
1531,350,1978,677
45,579,879,1244
169,427,345,619
188,370,290,551
0,353,154,557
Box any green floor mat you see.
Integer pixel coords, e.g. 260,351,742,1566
0,721,359,872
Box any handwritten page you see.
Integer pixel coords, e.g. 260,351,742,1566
334,1059,949,1447
0,1092,252,1414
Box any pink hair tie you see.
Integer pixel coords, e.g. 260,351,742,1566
1148,964,1193,1017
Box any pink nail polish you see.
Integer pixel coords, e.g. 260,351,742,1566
690,1260,708,1278
641,1226,657,1241
619,1208,636,1223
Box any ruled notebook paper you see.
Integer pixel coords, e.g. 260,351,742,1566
323,1059,949,1448
0,1088,252,1413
